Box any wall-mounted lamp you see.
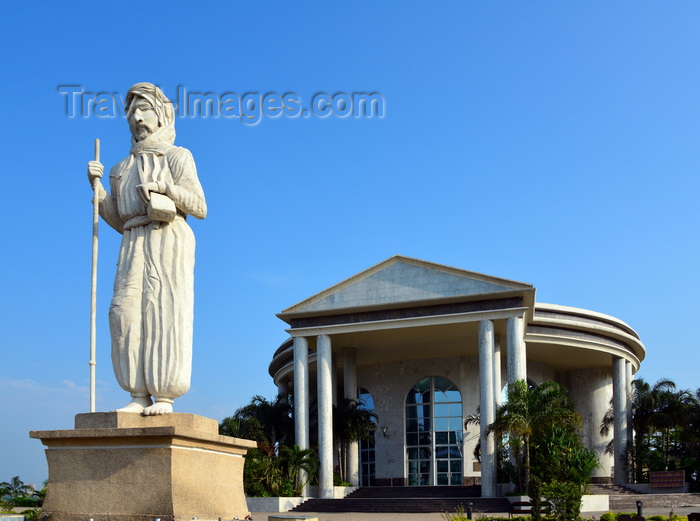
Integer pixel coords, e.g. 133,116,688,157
381,426,391,439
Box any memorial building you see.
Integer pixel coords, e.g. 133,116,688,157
268,256,644,497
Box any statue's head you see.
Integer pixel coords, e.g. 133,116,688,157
125,83,174,142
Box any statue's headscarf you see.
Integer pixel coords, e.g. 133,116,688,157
125,83,175,154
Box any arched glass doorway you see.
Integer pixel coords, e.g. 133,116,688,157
406,376,463,486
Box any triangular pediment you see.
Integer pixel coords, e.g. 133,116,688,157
281,255,533,315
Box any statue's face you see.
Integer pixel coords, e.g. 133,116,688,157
128,98,159,141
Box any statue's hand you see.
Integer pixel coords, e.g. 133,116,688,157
87,161,104,187
137,181,167,206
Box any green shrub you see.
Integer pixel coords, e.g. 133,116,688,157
540,479,582,521
333,474,352,487
13,497,39,507
277,477,295,497
23,508,41,521
602,513,638,521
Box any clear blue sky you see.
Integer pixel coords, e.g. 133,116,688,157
1,2,698,487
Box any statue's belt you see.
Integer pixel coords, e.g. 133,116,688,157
123,214,185,231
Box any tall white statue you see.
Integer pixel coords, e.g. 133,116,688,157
88,83,207,415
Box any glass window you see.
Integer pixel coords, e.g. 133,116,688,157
405,376,463,486
448,403,462,416
434,403,449,417
414,378,431,394
359,388,376,486
434,417,449,431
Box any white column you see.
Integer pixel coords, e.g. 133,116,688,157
625,361,634,438
478,320,496,497
277,378,289,396
506,315,526,383
625,361,634,472
294,337,309,449
293,337,310,496
613,356,628,484
494,335,502,408
343,348,359,487
317,334,334,498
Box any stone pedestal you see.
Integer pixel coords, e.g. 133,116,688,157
30,412,256,521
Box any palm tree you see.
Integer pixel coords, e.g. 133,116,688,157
464,407,482,461
221,394,316,497
0,476,34,509
279,444,318,495
333,397,378,482
677,388,700,489
0,476,33,498
242,449,284,496
600,378,680,482
220,393,294,454
219,416,266,441
486,380,581,495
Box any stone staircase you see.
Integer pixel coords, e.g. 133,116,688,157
291,486,512,514
607,493,700,513
290,485,700,515
588,485,700,512
588,484,639,495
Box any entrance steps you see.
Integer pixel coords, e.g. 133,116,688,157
607,493,700,512
291,486,511,514
588,485,700,512
589,484,639,495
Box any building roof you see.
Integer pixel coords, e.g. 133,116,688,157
279,255,535,322
270,256,645,382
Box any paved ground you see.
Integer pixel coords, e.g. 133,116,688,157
252,502,700,521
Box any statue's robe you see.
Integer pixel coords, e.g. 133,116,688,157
98,144,206,401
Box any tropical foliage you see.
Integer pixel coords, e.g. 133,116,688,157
0,476,37,512
220,392,378,496
600,378,700,490
220,393,294,453
333,397,378,483
540,479,586,521
484,380,598,521
241,444,317,497
220,393,308,496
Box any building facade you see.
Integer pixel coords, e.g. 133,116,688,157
268,256,644,497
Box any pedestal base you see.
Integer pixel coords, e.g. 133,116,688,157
30,412,256,521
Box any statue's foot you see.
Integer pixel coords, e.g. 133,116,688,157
142,401,173,416
115,396,153,413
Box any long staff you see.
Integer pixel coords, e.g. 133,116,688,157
90,138,100,412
